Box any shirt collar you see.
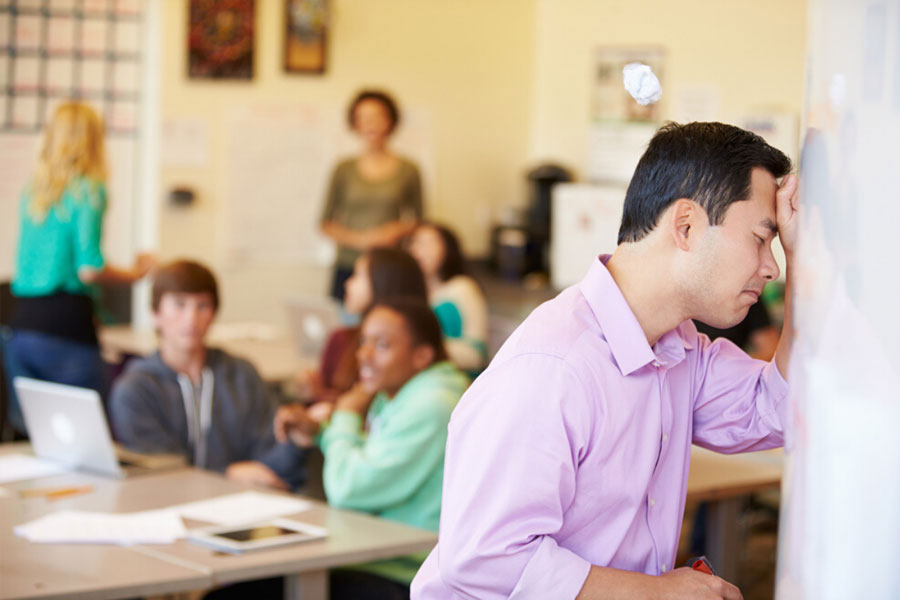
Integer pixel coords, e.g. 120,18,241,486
578,255,692,376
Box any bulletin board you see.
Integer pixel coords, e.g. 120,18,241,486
0,0,144,280
587,47,664,184
0,0,142,133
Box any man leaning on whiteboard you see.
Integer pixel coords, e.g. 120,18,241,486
412,122,798,600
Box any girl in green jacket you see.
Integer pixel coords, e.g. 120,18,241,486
276,297,469,599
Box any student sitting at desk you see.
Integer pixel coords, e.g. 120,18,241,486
276,297,469,600
407,222,489,375
109,260,306,490
298,246,428,408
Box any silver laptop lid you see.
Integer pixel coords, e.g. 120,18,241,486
14,377,123,478
284,296,342,356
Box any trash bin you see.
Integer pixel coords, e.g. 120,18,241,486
491,225,529,282
526,163,572,273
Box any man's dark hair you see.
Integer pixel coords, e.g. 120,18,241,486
422,223,466,282
347,89,400,133
367,247,427,307
366,296,448,363
617,121,792,244
151,259,219,312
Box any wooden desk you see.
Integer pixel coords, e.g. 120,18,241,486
99,324,314,383
0,469,210,600
687,447,783,583
1,464,437,600
124,469,437,598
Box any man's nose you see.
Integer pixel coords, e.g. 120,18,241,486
761,246,780,281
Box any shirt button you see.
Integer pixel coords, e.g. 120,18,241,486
652,361,661,367
649,498,655,507
661,563,668,573
663,434,669,442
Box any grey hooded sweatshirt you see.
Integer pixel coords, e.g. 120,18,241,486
109,348,306,489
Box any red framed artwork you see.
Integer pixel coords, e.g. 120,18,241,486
188,0,255,80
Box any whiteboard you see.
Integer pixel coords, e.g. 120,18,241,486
775,1,900,598
220,102,435,267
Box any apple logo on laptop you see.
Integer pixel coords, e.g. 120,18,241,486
51,412,76,445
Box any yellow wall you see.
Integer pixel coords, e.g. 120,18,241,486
158,0,537,324
529,0,807,172
157,0,806,325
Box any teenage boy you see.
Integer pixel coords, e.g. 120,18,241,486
109,260,306,490
412,122,798,600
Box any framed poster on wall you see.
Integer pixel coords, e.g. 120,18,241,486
284,0,327,74
188,0,255,80
587,47,665,183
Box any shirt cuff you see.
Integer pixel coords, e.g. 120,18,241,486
509,536,592,599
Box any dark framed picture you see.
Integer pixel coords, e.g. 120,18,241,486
188,0,255,80
284,0,328,74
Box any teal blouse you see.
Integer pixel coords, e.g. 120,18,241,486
12,177,106,298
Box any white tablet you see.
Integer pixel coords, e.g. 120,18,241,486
187,518,328,554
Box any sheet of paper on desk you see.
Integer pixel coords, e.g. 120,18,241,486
170,491,314,526
14,508,186,545
0,454,69,484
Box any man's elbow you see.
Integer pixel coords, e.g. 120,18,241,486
437,546,498,597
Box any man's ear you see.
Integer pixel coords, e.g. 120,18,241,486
412,344,435,372
670,198,700,251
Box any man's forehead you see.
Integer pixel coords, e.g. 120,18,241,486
726,168,778,219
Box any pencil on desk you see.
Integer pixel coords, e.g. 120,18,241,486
20,485,94,500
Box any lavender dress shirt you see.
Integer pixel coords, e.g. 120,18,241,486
412,256,788,599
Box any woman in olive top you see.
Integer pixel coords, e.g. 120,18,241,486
275,297,468,600
4,102,154,435
320,89,423,301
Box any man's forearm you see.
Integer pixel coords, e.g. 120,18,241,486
774,260,794,379
576,566,661,600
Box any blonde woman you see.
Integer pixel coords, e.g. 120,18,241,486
3,102,154,436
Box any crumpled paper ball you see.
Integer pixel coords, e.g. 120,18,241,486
623,62,662,106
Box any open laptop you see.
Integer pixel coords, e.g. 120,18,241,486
14,377,183,478
284,295,343,356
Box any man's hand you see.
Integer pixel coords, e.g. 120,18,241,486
274,403,321,448
774,173,799,379
775,173,799,258
334,382,377,416
225,461,290,491
575,565,742,600
656,567,743,600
